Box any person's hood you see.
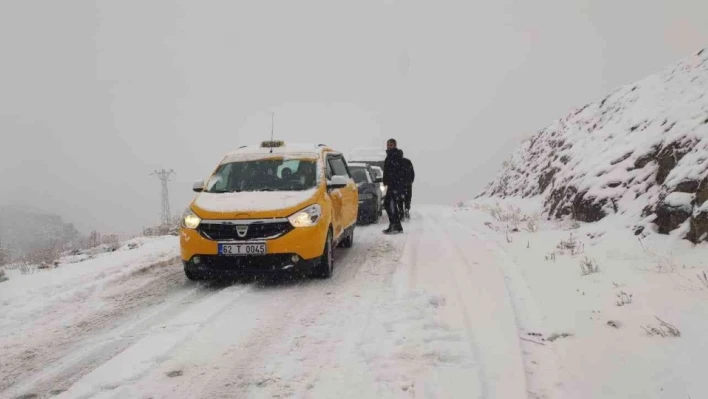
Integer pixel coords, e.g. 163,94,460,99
386,148,403,158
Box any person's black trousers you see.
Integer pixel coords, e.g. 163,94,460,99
385,188,403,227
404,184,412,210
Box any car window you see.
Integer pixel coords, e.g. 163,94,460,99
277,160,301,178
329,156,349,177
325,157,333,179
204,158,317,192
349,167,369,184
209,163,233,192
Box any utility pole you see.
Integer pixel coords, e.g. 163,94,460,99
151,169,175,226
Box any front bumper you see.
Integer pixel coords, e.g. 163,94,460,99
180,221,328,263
183,254,319,277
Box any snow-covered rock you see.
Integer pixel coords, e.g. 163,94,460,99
479,47,708,242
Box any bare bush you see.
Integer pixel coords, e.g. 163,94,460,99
0,269,7,283
102,234,121,252
19,263,36,275
22,241,61,269
580,256,599,275
488,204,504,222
0,246,9,267
641,317,681,337
557,233,584,257
545,252,557,262
615,291,633,306
525,213,540,232
698,271,708,289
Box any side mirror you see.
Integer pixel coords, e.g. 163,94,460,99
327,175,349,189
192,179,205,193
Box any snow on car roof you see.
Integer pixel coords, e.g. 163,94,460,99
347,162,368,168
221,142,337,163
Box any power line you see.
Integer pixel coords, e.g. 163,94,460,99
151,169,175,225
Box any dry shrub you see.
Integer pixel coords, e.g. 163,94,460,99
637,237,679,273
642,317,680,337
557,233,584,257
615,291,632,306
580,256,600,275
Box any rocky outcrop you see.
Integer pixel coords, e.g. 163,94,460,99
478,47,708,243
654,192,694,234
688,208,708,243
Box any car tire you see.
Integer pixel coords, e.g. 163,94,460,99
341,226,354,248
184,269,203,281
313,229,334,279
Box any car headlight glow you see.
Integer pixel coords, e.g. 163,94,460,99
288,204,322,227
182,208,201,229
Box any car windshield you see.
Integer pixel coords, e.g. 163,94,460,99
349,167,369,184
204,158,318,193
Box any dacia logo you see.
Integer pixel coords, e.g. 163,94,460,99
236,225,248,238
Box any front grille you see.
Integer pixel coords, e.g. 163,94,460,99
198,221,293,241
193,254,295,271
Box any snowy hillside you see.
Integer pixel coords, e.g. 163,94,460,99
0,205,80,258
479,47,708,243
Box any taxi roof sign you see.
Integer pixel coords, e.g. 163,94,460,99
261,140,284,148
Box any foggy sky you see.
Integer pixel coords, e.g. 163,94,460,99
1,0,707,235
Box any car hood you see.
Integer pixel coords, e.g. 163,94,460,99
191,188,320,219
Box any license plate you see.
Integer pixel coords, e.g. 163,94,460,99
218,242,267,256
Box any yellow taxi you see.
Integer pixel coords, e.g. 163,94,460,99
180,141,358,280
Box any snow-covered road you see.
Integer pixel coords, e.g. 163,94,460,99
2,206,537,399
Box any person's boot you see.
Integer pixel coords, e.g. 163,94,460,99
383,223,394,234
394,221,404,233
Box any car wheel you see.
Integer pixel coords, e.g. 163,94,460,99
313,229,334,279
370,212,380,224
341,226,354,248
184,269,203,281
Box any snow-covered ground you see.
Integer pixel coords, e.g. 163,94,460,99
2,204,708,398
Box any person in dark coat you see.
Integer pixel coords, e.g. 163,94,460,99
399,150,414,220
382,138,405,234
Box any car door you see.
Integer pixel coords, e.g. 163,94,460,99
366,166,382,205
326,153,344,239
327,154,357,237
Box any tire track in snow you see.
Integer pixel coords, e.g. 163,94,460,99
413,212,489,398
192,224,393,399
3,262,244,399
408,206,529,398
68,224,389,399
446,212,563,398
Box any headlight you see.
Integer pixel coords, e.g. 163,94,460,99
359,193,374,200
288,204,322,227
182,208,201,229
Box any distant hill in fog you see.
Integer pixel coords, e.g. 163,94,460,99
0,205,81,258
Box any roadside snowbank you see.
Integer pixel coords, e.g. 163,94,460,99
460,197,708,398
